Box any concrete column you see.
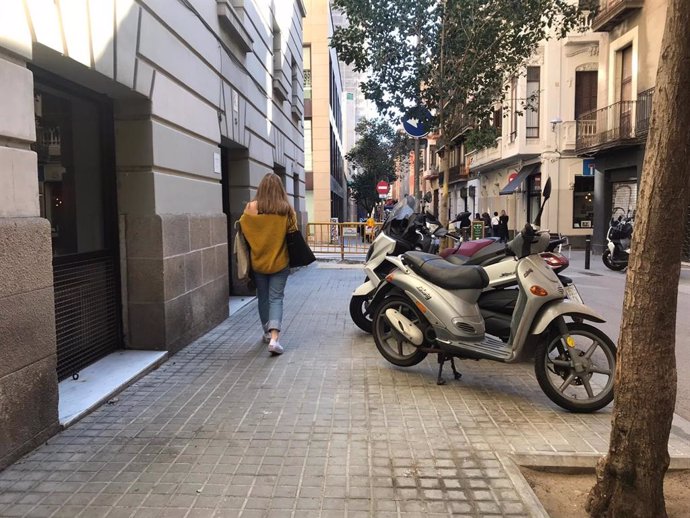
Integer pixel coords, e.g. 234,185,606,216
0,53,59,470
116,100,229,352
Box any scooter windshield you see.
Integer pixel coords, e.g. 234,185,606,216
382,195,415,226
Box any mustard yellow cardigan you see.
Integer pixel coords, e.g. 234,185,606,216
239,211,298,274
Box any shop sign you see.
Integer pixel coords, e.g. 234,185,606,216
471,220,485,240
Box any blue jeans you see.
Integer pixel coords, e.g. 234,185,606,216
253,268,289,332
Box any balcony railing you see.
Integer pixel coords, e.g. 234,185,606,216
636,87,654,137
589,0,644,32
575,88,654,153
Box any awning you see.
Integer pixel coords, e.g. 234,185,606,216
499,163,540,195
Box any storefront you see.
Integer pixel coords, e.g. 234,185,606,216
33,70,122,381
572,175,595,229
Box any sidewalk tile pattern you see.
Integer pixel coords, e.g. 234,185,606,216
1,265,689,517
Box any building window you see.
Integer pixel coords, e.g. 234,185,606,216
449,147,458,168
619,45,633,102
510,76,518,142
618,45,633,137
572,175,594,228
304,120,312,172
303,46,311,99
526,67,540,138
575,71,598,120
493,107,502,132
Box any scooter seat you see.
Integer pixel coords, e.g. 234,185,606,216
445,254,470,265
403,252,489,290
458,238,498,257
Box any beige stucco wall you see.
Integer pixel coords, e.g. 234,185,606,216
304,0,330,222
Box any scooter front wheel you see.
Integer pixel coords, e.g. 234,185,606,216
535,322,617,413
349,294,373,333
602,249,626,271
372,296,428,367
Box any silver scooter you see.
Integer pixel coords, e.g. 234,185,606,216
369,179,616,412
350,195,443,332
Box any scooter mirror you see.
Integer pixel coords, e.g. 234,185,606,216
542,177,552,200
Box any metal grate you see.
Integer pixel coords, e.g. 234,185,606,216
680,206,690,263
54,252,121,381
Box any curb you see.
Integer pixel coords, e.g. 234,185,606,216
499,451,690,518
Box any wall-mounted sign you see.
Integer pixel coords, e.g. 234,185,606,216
213,152,221,174
583,158,595,176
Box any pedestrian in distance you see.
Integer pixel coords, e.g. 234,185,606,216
499,209,510,243
491,211,500,239
482,212,492,236
239,172,298,355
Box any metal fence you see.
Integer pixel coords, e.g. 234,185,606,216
306,222,381,259
54,251,121,380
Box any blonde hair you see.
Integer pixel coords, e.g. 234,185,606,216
255,173,293,216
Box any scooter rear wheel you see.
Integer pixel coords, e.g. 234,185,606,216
372,296,428,367
535,322,617,413
349,295,373,333
602,249,626,271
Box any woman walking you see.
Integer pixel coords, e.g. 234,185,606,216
239,173,297,355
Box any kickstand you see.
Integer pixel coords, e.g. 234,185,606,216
437,354,447,385
450,357,462,380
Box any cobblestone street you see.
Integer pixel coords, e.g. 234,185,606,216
1,264,689,518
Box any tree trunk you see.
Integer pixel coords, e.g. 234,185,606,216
586,1,690,516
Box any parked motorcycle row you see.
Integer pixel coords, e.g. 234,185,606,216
350,179,617,413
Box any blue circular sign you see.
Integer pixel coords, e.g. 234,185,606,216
402,106,432,138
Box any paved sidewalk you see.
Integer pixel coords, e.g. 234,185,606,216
1,264,689,518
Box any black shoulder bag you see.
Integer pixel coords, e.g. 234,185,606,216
286,212,316,267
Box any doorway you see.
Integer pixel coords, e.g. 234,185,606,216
33,71,122,380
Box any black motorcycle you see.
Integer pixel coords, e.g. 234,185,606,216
603,208,633,271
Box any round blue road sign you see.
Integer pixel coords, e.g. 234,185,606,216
402,106,432,138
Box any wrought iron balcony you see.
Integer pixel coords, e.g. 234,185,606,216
575,88,654,154
635,87,654,137
587,0,644,32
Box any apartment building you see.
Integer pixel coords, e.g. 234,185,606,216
303,0,347,222
575,0,673,254
466,31,606,245
0,0,306,469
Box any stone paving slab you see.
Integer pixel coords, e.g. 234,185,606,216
1,265,689,518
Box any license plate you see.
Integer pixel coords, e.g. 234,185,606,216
564,284,584,304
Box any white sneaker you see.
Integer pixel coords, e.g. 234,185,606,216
262,332,271,344
268,340,284,355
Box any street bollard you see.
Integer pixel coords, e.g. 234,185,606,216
585,236,591,270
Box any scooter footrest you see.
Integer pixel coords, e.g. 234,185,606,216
443,336,511,361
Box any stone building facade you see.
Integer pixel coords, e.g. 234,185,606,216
0,0,307,469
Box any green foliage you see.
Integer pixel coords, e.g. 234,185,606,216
464,126,499,152
346,118,407,213
331,0,584,136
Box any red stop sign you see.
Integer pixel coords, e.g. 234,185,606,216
376,181,389,194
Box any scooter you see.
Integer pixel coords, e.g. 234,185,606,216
350,195,444,332
368,178,616,412
603,208,633,271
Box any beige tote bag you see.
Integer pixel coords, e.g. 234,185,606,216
233,220,251,281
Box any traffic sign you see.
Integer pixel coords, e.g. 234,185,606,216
507,172,518,183
401,106,432,138
376,181,389,195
